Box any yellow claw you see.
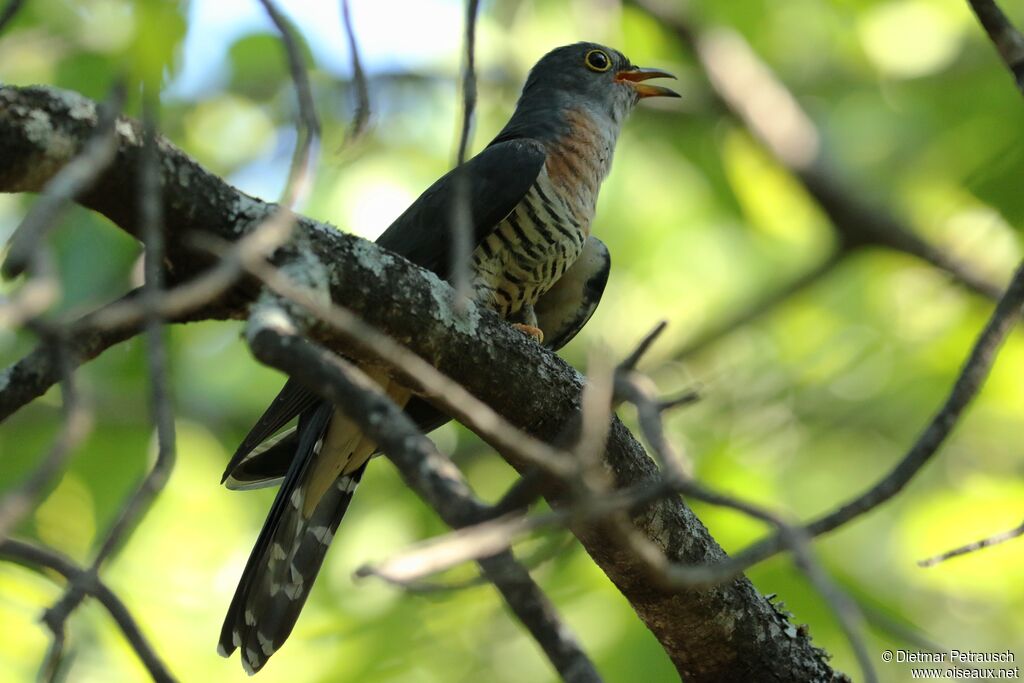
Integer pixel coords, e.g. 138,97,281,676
513,323,544,343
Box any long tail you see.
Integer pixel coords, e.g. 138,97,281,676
219,373,408,674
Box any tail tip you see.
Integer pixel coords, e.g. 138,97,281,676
242,648,262,676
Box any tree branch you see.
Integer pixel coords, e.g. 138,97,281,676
35,102,180,677
0,539,175,683
245,305,602,682
968,0,1024,94
338,0,371,147
918,518,1024,567
0,0,25,35
695,259,1024,580
256,0,319,204
632,0,1006,321
0,337,91,538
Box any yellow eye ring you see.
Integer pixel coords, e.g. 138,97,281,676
584,49,611,72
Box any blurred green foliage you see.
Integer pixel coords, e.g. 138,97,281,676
1,0,1023,681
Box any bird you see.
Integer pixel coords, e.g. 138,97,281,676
216,41,678,674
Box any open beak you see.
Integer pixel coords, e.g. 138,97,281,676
615,67,680,99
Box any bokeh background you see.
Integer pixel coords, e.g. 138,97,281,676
1,0,1022,681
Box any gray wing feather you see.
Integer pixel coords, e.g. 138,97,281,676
375,139,546,278
222,140,545,487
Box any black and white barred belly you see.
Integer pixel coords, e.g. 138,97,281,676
471,167,590,318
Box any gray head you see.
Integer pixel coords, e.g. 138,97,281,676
493,42,678,145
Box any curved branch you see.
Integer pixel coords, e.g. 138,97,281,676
0,293,144,421
632,1,1006,306
0,539,175,683
246,305,602,682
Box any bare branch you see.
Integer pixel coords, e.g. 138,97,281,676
256,0,320,204
731,260,1024,571
0,339,91,539
967,0,1024,94
245,305,602,683
36,104,180,675
0,539,175,683
918,518,1024,567
338,0,371,147
632,0,1006,308
449,0,482,306
675,249,845,359
0,0,25,35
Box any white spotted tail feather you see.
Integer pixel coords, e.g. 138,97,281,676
218,371,408,674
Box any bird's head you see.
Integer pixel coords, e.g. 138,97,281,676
497,42,678,144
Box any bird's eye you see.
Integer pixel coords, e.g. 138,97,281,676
584,49,611,73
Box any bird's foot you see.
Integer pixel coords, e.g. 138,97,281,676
513,323,544,343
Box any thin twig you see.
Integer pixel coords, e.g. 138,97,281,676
225,246,579,479
918,519,1024,567
338,0,371,148
674,249,846,359
0,0,26,35
449,0,482,306
94,101,177,563
456,0,480,167
38,102,179,675
613,364,875,683
615,373,691,480
967,0,1024,95
246,305,601,682
657,387,702,413
0,252,60,328
573,349,615,487
490,469,548,517
357,480,673,583
0,339,92,539
0,539,175,682
257,0,320,205
631,0,1006,308
0,295,147,422
79,210,294,332
392,535,576,594
730,260,1024,572
618,320,667,373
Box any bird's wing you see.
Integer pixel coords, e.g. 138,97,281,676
534,236,611,349
375,138,547,278
223,236,610,488
221,378,319,485
222,140,546,488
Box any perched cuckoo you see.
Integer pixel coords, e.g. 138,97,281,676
217,42,678,674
